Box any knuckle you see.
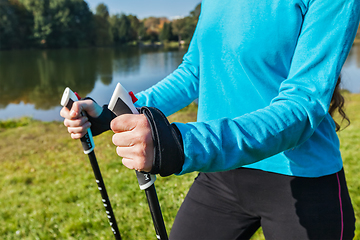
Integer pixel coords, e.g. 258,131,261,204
135,158,146,170
110,117,120,131
138,115,149,127
134,142,146,154
133,131,146,143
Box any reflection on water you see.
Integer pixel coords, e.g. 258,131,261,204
0,44,359,121
0,46,187,121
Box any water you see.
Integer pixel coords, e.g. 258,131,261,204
0,44,359,121
0,46,187,121
341,44,360,93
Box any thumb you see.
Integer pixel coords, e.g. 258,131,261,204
69,101,84,118
110,114,139,133
71,99,102,119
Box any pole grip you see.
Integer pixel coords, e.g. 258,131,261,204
60,87,95,154
108,83,157,188
108,83,168,240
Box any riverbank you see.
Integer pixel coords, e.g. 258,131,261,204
0,95,359,239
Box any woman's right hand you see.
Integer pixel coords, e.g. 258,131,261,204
60,99,103,139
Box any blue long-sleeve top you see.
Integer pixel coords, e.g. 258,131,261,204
135,0,360,177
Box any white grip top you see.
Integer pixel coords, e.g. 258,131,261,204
108,83,138,114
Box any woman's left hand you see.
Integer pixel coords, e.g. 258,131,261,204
111,114,154,172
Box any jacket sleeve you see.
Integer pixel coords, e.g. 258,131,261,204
174,0,360,174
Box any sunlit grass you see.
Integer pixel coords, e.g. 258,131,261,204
0,108,197,239
0,95,359,239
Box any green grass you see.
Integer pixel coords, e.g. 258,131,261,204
0,96,359,239
337,93,360,240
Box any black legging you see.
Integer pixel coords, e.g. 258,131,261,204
170,168,355,240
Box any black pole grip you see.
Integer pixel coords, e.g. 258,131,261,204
108,83,168,240
64,97,95,154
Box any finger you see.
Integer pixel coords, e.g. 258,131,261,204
116,145,153,172
68,101,84,118
122,158,152,172
110,114,139,133
67,121,91,135
121,157,136,170
70,132,86,140
60,103,82,120
115,146,134,163
73,99,103,118
60,106,71,119
118,150,152,172
63,116,89,128
112,132,135,147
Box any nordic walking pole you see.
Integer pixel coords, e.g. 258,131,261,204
61,88,122,240
108,83,168,240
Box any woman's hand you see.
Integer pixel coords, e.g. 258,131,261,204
60,99,103,139
111,114,154,172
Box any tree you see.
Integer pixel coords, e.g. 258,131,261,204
128,14,140,41
143,17,160,31
95,2,108,18
19,0,52,47
159,21,174,42
0,0,33,49
183,3,201,41
48,0,94,48
109,14,133,44
94,3,111,46
190,3,201,19
17,0,94,48
137,21,148,41
172,17,187,43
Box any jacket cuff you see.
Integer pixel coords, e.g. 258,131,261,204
140,106,185,177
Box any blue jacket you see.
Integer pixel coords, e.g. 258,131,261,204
135,0,360,177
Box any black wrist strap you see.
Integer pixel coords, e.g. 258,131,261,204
82,97,116,136
140,106,185,177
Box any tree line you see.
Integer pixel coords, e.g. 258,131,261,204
0,0,201,50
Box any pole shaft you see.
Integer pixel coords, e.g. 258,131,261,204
61,87,121,239
88,151,122,240
145,185,168,240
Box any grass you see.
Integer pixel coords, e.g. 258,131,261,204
0,96,359,239
337,93,360,240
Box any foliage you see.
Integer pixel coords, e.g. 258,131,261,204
109,14,137,45
95,2,108,18
0,0,33,49
0,0,202,50
172,18,188,43
14,0,94,48
159,22,174,42
48,0,94,48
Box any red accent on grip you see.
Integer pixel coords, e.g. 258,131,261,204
74,92,81,100
129,91,138,103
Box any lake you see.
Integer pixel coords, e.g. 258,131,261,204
0,44,359,121
0,46,187,121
